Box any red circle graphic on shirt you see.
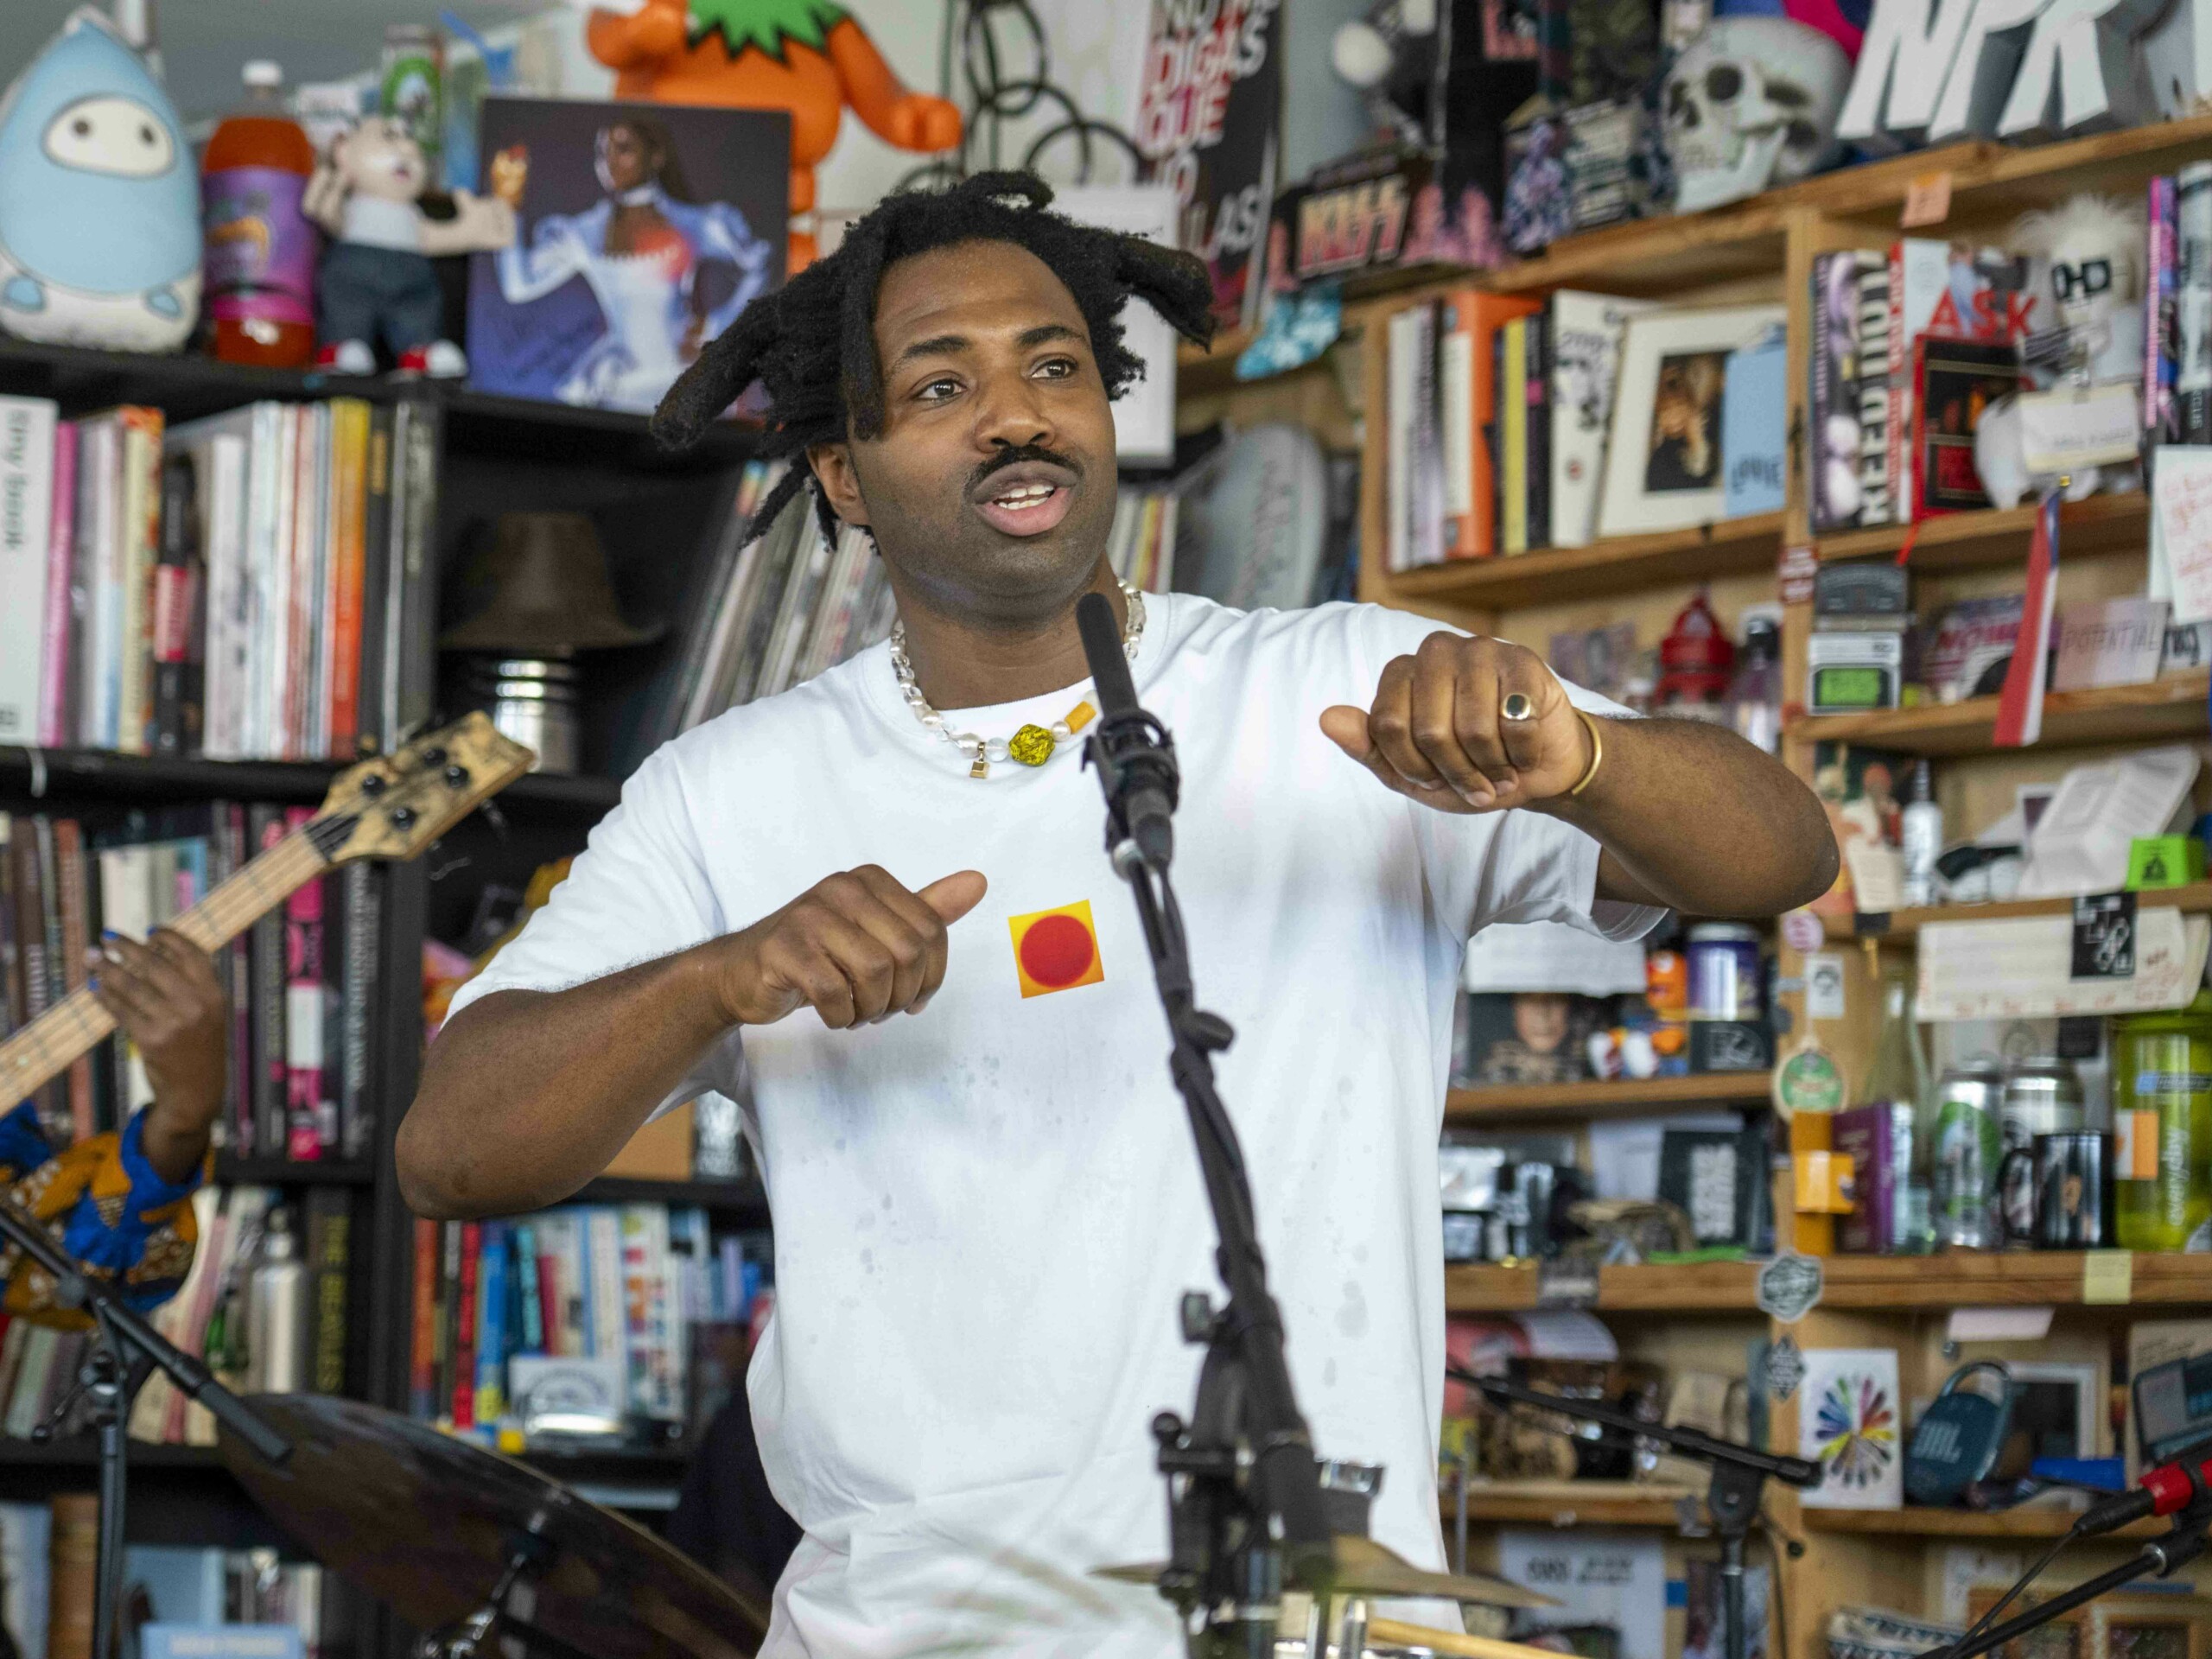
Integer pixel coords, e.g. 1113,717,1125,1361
1019,914,1096,988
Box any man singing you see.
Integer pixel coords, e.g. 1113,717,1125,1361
399,174,1834,1656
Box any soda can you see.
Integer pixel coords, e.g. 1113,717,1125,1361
1932,1059,2006,1248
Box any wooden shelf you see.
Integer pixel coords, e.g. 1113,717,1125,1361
1446,1251,2212,1313
1822,882,2212,942
1818,493,2148,571
1789,671,2210,756
1386,514,1784,613
0,746,624,816
1802,1505,2158,1539
214,1155,376,1187
1447,1072,1771,1122
1489,201,1790,296
1440,1480,1701,1528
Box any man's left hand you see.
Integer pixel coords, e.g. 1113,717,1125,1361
1320,632,1592,813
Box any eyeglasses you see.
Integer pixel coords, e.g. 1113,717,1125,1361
2049,258,2113,302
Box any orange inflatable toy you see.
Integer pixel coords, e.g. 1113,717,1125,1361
588,0,962,270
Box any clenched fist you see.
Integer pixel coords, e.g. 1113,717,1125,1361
1319,632,1596,813
709,866,988,1030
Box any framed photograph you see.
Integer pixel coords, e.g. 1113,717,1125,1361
2008,1361,2104,1462
1969,1586,2089,1659
466,96,788,414
2092,1594,2212,1659
1597,303,1786,537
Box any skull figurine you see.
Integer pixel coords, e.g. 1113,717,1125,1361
1663,17,1848,213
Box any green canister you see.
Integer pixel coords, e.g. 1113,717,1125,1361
2114,995,2212,1252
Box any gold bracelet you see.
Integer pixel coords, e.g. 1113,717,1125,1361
1567,709,1605,797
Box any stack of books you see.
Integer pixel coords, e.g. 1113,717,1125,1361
0,804,380,1164
409,1205,770,1440
0,393,433,761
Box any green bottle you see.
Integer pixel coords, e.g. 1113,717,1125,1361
1865,969,1936,1252
2114,995,2212,1252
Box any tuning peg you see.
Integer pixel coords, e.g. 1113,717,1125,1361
390,806,416,830
359,773,387,798
443,763,471,788
418,746,447,768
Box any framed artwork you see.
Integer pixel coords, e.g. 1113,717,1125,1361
1597,303,1786,538
2092,1595,2212,1659
2007,1361,2105,1463
1967,1587,2089,1659
466,96,788,414
1798,1347,1904,1510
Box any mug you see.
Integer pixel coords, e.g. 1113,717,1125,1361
1999,1131,2110,1248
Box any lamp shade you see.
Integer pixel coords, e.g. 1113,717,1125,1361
441,511,664,653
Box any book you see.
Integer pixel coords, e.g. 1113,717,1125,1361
48,1494,97,1659
247,804,289,1157
1855,260,1893,526
475,1218,509,1427
302,1187,350,1396
450,1220,481,1428
1833,1103,1911,1252
1885,238,2018,523
1911,336,2019,516
1500,315,1530,556
1723,325,1789,518
0,396,58,742
281,807,328,1161
38,419,77,747
1525,308,1552,550
115,407,163,754
335,862,378,1161
409,1217,439,1420
2183,163,2212,446
2150,175,2179,445
0,1499,52,1659
1438,290,1542,558
149,457,203,756
1547,291,1656,549
1810,251,1877,533
324,399,371,759
51,817,92,1142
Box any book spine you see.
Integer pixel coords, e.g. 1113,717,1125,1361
38,421,76,747
450,1221,480,1430
2179,162,2212,446
392,402,439,743
409,1217,438,1420
304,1189,350,1395
248,804,287,1158
1856,262,1892,526
50,819,92,1144
356,405,394,751
434,1219,460,1422
1503,318,1529,556
2150,175,2177,443
474,1220,507,1428
117,408,163,755
0,397,56,745
1808,253,1840,531
337,861,378,1162
327,402,366,759
512,1224,544,1357
1526,311,1551,551
12,822,65,1141
1885,241,1910,524
282,806,327,1160
149,457,200,756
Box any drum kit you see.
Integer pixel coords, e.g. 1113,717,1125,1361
212,1393,1571,1659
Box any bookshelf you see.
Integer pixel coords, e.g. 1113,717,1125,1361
1305,109,2212,1659
1446,1072,1772,1122
0,337,762,1659
1820,882,2212,941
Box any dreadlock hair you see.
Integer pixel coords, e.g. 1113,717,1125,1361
651,171,1217,549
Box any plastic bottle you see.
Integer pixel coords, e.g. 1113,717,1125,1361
201,61,318,366
1900,761,1944,908
246,1205,307,1394
2114,995,2212,1251
1726,608,1783,753
1864,968,1935,1250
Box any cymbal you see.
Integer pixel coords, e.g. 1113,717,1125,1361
1096,1534,1558,1609
216,1394,769,1659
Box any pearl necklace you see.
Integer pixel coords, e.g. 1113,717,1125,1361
890,582,1146,779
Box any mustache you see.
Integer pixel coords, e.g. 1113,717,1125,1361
970,444,1083,493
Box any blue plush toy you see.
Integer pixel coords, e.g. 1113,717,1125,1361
0,7,200,352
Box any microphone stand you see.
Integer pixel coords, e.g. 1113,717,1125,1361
0,1192,291,1659
1452,1369,1822,1659
1916,1511,2212,1659
1082,664,1336,1656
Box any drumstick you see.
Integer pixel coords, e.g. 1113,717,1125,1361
1365,1616,1567,1659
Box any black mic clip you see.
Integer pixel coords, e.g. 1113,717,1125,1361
1082,710,1179,873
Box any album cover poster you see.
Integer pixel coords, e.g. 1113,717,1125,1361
466,96,788,414
1134,0,1282,332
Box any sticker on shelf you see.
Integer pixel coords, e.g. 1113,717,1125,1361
1758,1252,1824,1323
1764,1333,1806,1402
2082,1249,2133,1305
2072,892,2137,979
1781,906,1825,953
1778,544,1819,607
1772,1038,1846,1118
1536,1255,1601,1310
1806,952,1847,1020
1902,171,1953,228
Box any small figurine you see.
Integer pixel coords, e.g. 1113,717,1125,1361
0,8,200,352
303,114,515,376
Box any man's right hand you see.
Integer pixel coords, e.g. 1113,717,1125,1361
708,867,988,1030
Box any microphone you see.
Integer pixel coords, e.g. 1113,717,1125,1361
1076,590,1177,870
2074,1437,2212,1535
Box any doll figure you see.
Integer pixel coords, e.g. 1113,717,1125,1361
304,114,516,376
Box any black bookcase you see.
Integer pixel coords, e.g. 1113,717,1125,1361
0,339,772,1659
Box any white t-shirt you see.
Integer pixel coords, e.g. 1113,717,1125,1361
448,594,1660,1657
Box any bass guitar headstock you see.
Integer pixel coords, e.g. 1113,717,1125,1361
315,715,536,864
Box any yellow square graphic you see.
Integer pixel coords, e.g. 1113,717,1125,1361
1008,900,1104,999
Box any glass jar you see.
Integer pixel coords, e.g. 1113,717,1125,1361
2114,996,2212,1252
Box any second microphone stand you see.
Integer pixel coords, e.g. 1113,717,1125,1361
0,1191,290,1659
1453,1369,1822,1659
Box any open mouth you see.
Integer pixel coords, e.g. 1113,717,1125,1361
971,465,1077,537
